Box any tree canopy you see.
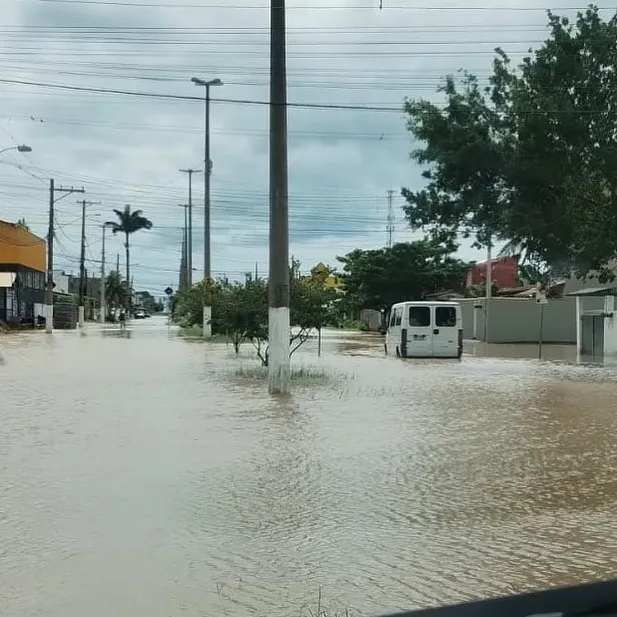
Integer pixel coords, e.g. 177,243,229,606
173,262,337,364
336,238,468,311
403,6,617,279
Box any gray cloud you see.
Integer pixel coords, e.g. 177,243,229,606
0,0,597,292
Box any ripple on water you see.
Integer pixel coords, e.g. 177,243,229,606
2,321,617,617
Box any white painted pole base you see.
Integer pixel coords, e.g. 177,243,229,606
78,306,85,329
202,305,212,339
45,304,53,333
268,306,291,394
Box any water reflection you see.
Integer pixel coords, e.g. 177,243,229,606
2,319,617,617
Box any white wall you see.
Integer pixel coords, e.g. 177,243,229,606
53,271,70,295
604,296,617,356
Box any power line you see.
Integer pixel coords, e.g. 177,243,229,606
0,77,612,115
16,0,611,9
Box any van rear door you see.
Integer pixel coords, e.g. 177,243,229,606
406,305,432,357
433,304,459,357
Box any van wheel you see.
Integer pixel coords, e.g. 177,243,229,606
395,346,401,358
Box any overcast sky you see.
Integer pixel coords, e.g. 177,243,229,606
0,0,608,295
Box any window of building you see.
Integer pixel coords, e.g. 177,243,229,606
409,306,431,327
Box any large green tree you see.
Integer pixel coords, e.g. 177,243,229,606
403,6,617,279
336,238,468,312
106,205,153,308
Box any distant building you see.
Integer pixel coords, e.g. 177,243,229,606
466,256,519,289
309,262,343,291
0,220,46,324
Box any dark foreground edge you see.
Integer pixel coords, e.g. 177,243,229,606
378,578,617,617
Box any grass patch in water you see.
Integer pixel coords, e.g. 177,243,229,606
177,325,229,343
232,364,340,384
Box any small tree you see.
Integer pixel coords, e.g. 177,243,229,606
104,271,129,320
213,280,268,354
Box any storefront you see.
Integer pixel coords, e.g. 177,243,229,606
0,221,46,326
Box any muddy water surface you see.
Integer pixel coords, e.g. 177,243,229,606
1,319,617,617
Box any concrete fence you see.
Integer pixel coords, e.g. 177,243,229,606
458,296,604,344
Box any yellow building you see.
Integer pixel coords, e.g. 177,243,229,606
309,262,342,291
0,220,46,325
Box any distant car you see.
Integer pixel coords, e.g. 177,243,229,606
134,309,146,319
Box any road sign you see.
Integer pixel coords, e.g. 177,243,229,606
164,286,173,296
204,276,215,286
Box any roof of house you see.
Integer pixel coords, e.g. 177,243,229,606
566,285,617,297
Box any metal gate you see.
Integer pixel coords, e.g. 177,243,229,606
581,312,604,356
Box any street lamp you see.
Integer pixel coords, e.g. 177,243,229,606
191,76,223,339
0,144,32,155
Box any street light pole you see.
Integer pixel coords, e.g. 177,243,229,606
268,0,291,394
179,168,202,288
191,76,222,339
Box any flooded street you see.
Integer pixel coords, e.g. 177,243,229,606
2,318,617,617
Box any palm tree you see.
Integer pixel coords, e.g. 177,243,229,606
106,205,152,310
104,271,129,320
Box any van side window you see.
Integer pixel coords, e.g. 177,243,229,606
436,306,457,327
389,310,396,328
394,307,402,326
409,306,430,327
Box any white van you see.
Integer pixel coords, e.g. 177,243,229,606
385,301,463,359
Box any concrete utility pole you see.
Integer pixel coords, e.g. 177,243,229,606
191,75,223,339
484,235,493,345
100,222,113,324
100,223,106,324
386,189,394,248
268,0,291,394
179,168,201,288
116,253,120,276
78,199,100,328
45,180,84,333
178,203,189,292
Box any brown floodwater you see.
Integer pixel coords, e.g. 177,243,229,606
1,318,617,617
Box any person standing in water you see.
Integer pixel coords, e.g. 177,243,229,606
118,310,126,331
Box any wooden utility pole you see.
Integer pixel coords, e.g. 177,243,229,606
268,0,291,394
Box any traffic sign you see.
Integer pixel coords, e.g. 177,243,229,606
164,286,173,296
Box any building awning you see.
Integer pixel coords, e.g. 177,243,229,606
0,272,16,288
567,285,617,297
